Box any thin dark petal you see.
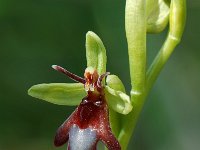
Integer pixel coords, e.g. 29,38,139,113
97,72,110,88
52,65,86,84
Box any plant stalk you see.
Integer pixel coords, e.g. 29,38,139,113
118,0,146,149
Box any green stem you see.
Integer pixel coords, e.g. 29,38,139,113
118,93,146,150
118,32,180,150
118,0,146,149
146,34,179,91
147,0,186,91
118,0,186,150
118,33,179,150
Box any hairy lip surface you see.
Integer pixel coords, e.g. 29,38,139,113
68,124,97,150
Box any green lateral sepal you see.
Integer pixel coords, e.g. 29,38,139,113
28,83,86,106
106,75,126,92
105,86,132,115
105,75,132,115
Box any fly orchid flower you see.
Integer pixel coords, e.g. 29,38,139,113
28,31,133,150
52,65,120,150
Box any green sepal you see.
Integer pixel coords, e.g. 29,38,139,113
86,31,107,75
147,0,170,33
106,75,126,92
105,75,132,115
105,86,132,115
28,83,86,106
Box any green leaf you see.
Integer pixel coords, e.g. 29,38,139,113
28,83,86,106
147,0,170,33
105,75,132,114
85,31,107,75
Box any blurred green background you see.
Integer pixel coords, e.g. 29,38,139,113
0,0,199,150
